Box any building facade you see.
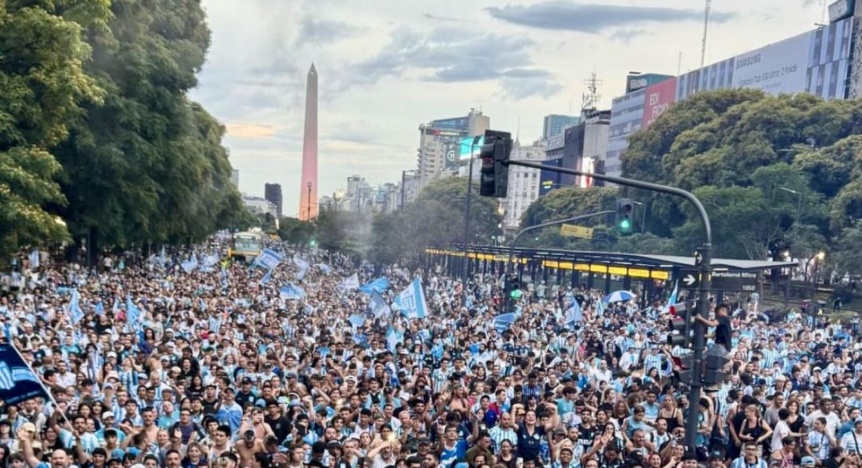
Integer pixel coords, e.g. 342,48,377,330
542,114,579,139
264,183,283,219
416,109,490,190
503,140,548,231
242,195,278,219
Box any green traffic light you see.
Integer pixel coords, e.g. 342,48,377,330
510,290,522,299
619,218,632,232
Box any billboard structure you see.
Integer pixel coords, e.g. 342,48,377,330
642,78,678,128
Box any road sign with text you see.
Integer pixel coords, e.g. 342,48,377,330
678,270,758,292
560,224,594,239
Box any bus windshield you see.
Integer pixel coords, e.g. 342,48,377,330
233,236,260,252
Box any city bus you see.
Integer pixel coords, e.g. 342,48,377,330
228,231,263,261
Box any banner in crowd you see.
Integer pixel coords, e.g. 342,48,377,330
0,344,50,405
253,249,284,271
394,278,428,319
359,277,391,295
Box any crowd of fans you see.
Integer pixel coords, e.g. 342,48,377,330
0,241,860,468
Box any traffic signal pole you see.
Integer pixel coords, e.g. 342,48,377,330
506,211,615,277
504,160,712,456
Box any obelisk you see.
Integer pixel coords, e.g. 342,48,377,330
298,64,318,221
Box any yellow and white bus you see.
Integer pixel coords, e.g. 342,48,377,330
228,231,263,261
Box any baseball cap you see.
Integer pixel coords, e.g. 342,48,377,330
801,456,816,466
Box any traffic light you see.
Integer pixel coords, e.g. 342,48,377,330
704,354,731,385
504,275,522,312
616,198,634,233
479,130,513,198
667,302,693,347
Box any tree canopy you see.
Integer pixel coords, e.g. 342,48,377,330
524,90,862,274
0,0,112,257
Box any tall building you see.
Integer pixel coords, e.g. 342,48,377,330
230,169,239,188
298,64,318,221
542,114,579,139
561,110,611,187
416,109,490,190
503,140,548,231
607,17,855,177
264,183,283,219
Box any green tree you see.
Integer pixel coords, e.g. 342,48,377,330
833,225,862,275
0,0,111,256
53,0,240,250
278,217,316,248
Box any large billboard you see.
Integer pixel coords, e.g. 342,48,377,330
539,158,563,197
642,78,678,128
732,34,811,94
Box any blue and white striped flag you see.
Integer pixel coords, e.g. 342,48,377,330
370,292,391,319
565,299,582,327
294,257,310,281
253,249,283,270
280,283,306,300
494,313,517,334
663,281,679,313
348,314,366,329
28,250,39,270
126,295,142,331
259,269,272,285
340,273,360,291
386,326,403,352
67,289,84,325
394,278,429,320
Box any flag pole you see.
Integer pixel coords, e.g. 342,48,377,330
4,341,73,427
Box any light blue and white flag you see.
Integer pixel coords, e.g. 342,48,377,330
203,253,219,268
126,295,142,330
370,292,391,319
294,257,310,281
565,299,583,326
181,252,199,273
28,250,39,270
280,283,306,300
340,273,360,291
67,289,84,325
595,298,605,316
394,278,429,320
316,264,332,275
663,281,679,313
386,326,403,352
359,277,391,295
253,249,284,270
494,313,517,334
259,269,273,285
348,314,366,329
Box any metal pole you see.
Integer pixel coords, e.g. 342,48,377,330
796,192,802,225
505,160,712,455
461,136,483,305
507,211,615,276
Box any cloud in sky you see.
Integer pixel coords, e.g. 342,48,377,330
296,17,364,45
337,26,561,100
486,1,736,33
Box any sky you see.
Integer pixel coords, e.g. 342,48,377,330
189,0,829,218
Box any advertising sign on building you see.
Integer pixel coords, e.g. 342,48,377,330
539,158,562,197
732,35,811,94
642,78,678,129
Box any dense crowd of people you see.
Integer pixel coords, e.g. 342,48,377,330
0,239,860,468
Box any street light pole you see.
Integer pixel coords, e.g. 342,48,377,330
779,187,802,225
504,159,712,456
461,135,484,304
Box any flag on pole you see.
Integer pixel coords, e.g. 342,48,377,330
253,249,284,270
663,281,679,313
370,292,391,318
67,289,84,325
340,273,360,291
360,277,391,295
0,344,51,405
565,299,582,326
126,295,142,330
394,278,429,320
294,257,310,281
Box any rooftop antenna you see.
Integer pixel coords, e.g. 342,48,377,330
581,72,603,111
701,0,711,68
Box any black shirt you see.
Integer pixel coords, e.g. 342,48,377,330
715,315,732,348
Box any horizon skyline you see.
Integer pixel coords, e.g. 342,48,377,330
189,0,832,214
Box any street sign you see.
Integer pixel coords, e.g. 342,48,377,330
678,270,758,292
560,224,594,239
680,270,700,288
712,270,758,292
